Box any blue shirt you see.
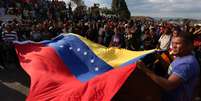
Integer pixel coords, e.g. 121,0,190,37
164,54,200,101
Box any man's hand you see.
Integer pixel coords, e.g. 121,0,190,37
137,61,182,91
137,61,154,75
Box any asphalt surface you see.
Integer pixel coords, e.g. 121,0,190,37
0,67,29,101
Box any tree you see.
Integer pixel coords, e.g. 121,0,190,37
111,0,131,19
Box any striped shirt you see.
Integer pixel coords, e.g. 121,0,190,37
1,31,18,43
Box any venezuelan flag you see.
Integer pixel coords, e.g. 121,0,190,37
15,33,155,101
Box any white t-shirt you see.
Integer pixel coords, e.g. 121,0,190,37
158,34,172,50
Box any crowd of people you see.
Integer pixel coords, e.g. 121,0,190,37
0,0,200,101
0,0,201,70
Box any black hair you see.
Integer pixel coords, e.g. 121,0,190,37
177,32,194,45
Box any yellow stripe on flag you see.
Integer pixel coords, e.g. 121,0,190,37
71,33,155,68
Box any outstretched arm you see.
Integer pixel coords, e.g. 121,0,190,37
137,61,182,91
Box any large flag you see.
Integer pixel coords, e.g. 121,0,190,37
15,33,155,101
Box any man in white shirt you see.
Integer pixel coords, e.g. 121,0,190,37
158,27,172,50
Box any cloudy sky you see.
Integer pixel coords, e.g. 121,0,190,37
83,0,201,19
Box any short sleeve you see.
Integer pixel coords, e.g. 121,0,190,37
172,63,192,82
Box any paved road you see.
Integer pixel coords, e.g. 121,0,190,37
0,67,29,101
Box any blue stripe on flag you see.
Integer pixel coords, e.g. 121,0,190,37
44,34,112,82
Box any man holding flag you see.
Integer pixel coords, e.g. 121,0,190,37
138,32,200,101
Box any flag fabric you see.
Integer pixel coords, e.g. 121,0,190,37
15,33,155,101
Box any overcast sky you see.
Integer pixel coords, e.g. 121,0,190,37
83,0,201,19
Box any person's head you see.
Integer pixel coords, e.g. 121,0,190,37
189,27,195,33
4,24,12,32
163,27,171,35
31,25,37,31
171,32,194,57
128,20,134,28
172,28,181,37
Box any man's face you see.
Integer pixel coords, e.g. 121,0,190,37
171,37,187,56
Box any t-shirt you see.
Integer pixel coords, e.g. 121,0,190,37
158,34,172,50
164,54,200,101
